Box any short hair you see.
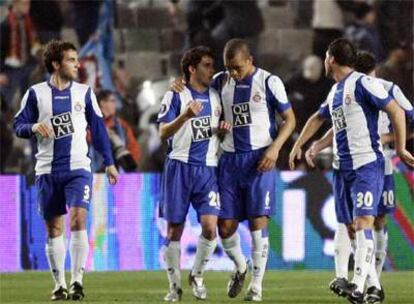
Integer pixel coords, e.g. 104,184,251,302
327,38,357,67
96,89,113,104
43,40,77,74
354,51,376,74
223,38,251,61
181,46,214,82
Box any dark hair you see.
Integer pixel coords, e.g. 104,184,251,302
354,51,376,74
223,38,251,61
327,38,357,67
43,40,77,74
97,89,113,104
181,46,214,82
355,3,374,20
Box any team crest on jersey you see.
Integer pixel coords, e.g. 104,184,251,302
191,116,212,141
345,94,352,105
332,107,347,132
253,93,261,102
74,102,83,112
50,112,75,139
232,102,252,127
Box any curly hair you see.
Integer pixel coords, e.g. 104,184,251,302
181,46,214,82
43,40,77,74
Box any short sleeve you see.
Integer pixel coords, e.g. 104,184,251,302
157,91,181,123
266,75,292,113
318,100,330,119
361,76,392,110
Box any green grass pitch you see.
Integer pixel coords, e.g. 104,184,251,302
1,271,413,303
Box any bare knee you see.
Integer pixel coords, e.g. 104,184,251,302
354,215,375,231
45,216,64,238
374,215,386,230
70,207,87,231
167,223,184,241
218,219,238,239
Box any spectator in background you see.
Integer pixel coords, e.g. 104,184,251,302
92,90,140,172
281,55,333,169
377,43,413,103
70,0,102,47
30,0,63,44
312,0,344,60
0,0,40,110
345,3,384,62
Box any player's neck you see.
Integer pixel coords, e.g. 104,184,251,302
50,74,71,91
188,80,208,93
333,67,354,83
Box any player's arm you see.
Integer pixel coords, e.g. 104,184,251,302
14,88,53,138
305,128,333,168
159,101,203,140
258,75,296,172
289,111,326,170
85,88,118,184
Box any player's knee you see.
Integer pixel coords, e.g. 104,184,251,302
354,215,374,231
70,217,86,231
346,223,355,239
46,226,63,238
374,215,387,230
201,226,217,241
218,226,235,239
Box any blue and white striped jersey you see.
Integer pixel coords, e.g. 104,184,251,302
377,79,414,175
212,68,291,153
319,71,393,170
14,81,114,174
157,86,222,167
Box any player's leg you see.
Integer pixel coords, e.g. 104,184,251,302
64,170,92,300
243,161,275,302
346,159,384,304
330,169,355,297
161,159,192,301
163,223,185,302
245,216,269,302
38,173,68,301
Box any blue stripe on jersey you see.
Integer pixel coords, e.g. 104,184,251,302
51,84,73,172
265,76,277,140
355,78,383,161
332,79,353,170
232,78,253,152
188,88,212,164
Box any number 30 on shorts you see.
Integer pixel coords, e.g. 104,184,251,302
208,191,220,209
356,191,373,208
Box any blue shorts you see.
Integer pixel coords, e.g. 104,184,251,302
377,174,396,215
159,159,220,224
333,158,384,224
218,149,276,221
36,169,92,220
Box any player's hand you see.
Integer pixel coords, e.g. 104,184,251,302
397,148,414,168
32,122,54,138
257,145,279,172
0,73,8,86
305,141,322,168
170,77,186,93
105,165,119,185
289,145,302,170
184,101,203,118
217,121,232,135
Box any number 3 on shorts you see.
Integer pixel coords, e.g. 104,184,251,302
356,191,373,208
83,185,90,201
208,191,220,208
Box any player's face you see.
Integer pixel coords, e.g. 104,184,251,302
58,50,80,81
193,56,215,87
324,51,333,78
225,51,253,81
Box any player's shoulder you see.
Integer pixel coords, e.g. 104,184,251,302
358,73,388,98
71,81,91,93
30,81,49,94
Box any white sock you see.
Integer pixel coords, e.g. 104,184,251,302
334,224,352,279
221,232,247,273
351,229,375,293
191,236,217,278
250,229,269,291
45,235,67,289
163,240,181,289
374,228,388,278
69,230,89,285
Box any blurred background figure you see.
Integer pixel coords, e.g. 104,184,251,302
0,0,40,110
30,0,62,44
90,90,140,173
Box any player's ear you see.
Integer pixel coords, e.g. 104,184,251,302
52,60,60,71
189,65,196,76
